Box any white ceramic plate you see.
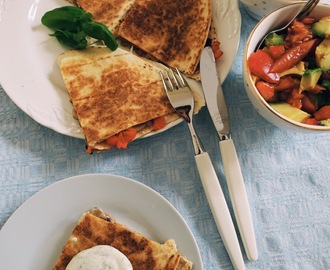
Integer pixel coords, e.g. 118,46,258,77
0,0,241,139
0,174,202,269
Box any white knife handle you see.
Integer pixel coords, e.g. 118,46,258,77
195,152,245,270
219,139,258,261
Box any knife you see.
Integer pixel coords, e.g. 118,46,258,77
200,46,258,262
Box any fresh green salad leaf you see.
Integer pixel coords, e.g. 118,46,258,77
41,6,118,51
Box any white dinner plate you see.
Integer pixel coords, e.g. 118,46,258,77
0,0,241,139
0,174,203,269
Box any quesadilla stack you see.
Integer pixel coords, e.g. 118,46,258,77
58,46,188,153
56,1,210,152
53,208,193,270
118,0,211,76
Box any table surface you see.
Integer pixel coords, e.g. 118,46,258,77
1,2,330,270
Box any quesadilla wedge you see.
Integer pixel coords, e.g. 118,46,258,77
118,0,211,76
53,208,193,270
57,46,204,153
66,0,136,36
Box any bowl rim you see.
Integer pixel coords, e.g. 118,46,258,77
244,2,330,131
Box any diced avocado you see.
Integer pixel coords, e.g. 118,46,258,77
280,61,306,77
315,39,330,72
299,68,322,92
265,33,284,47
311,16,330,38
270,102,310,122
320,119,330,126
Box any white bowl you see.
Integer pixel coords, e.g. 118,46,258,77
243,2,330,132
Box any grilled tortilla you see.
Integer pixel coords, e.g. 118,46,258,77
58,46,177,152
53,208,193,270
66,0,136,36
118,0,211,76
58,46,204,152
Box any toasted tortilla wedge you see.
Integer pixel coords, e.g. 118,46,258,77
52,208,193,270
58,46,178,151
67,0,136,36
118,0,211,76
58,46,204,152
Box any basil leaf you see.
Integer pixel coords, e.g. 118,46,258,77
41,6,118,51
50,29,87,50
82,21,118,51
41,7,86,31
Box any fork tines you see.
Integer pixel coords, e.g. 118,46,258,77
160,68,188,92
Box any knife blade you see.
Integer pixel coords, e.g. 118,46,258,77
200,46,258,262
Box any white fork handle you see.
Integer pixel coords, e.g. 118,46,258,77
195,152,245,270
219,139,258,261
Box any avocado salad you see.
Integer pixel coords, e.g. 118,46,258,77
248,16,330,126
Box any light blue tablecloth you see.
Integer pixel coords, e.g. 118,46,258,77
0,2,329,270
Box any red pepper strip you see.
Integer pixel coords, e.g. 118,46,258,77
270,39,317,73
314,105,330,121
247,49,280,83
309,84,326,94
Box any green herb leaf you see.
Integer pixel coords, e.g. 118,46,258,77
81,21,118,51
50,29,87,50
41,6,118,51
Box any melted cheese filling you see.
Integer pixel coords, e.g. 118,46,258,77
66,245,133,270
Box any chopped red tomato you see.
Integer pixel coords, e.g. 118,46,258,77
301,95,316,114
255,81,275,101
302,117,319,125
105,127,137,149
269,45,285,59
285,88,304,109
106,135,118,147
274,76,298,91
152,116,167,130
86,146,93,155
122,128,137,142
284,18,314,47
247,49,280,83
211,40,223,59
116,133,129,149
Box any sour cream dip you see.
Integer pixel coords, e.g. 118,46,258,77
66,245,133,270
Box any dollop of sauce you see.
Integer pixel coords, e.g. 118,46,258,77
66,245,133,270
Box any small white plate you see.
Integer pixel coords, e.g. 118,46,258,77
0,174,202,269
0,0,241,139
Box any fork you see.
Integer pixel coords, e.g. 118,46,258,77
256,0,319,50
160,68,246,270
